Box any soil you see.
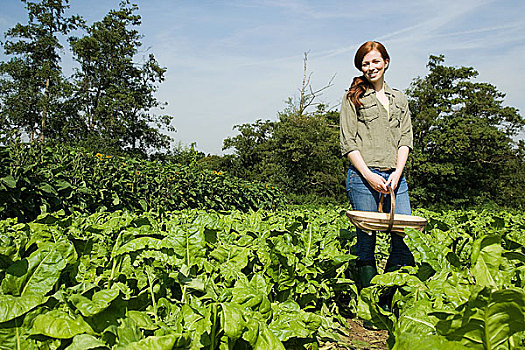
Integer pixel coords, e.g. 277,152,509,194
320,318,389,350
343,318,389,349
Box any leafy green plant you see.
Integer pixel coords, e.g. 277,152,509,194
358,209,525,349
0,207,357,349
2,200,525,348
0,143,286,222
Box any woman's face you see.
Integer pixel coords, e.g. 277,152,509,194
361,49,389,85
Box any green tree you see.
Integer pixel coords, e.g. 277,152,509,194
69,0,173,156
223,105,344,199
268,104,343,197
223,53,344,200
0,0,82,142
222,119,275,180
405,55,525,208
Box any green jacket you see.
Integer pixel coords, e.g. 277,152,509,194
339,83,413,170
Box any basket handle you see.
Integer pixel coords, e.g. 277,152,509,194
378,186,395,232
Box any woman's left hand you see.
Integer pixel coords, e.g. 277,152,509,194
385,170,402,190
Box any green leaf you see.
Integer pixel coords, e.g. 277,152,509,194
114,237,163,257
221,302,246,341
0,175,17,189
122,334,190,350
269,301,321,341
210,244,250,282
253,320,286,350
38,182,58,196
1,244,67,297
426,270,472,308
112,192,120,206
70,287,120,317
371,270,425,289
178,303,212,348
470,235,504,288
126,311,157,331
84,298,128,334
242,317,259,345
0,294,48,323
55,240,78,264
404,227,450,273
433,288,525,348
65,334,108,350
357,287,395,331
116,317,142,348
177,272,205,292
395,299,436,336
31,310,95,339
231,275,271,320
0,323,39,350
393,332,469,350
164,226,206,268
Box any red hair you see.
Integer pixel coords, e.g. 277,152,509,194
347,41,390,107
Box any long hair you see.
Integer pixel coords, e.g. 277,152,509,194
347,41,390,107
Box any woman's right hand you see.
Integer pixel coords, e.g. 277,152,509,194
347,151,388,193
365,171,388,193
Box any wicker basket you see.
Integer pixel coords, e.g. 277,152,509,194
346,186,427,236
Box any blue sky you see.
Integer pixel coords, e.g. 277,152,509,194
1,0,524,154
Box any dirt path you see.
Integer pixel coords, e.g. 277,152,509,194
343,319,389,349
321,318,389,350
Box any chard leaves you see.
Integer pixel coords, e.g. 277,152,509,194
1,242,70,296
0,294,48,323
1,207,524,349
471,235,504,288
433,288,525,349
70,287,120,317
31,310,95,338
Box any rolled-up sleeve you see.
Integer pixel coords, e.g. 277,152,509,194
398,94,413,150
339,94,359,157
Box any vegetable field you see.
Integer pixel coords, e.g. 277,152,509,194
1,207,525,349
0,144,285,223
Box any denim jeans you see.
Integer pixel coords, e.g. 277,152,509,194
346,165,414,267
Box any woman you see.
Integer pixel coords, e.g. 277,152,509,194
339,41,414,290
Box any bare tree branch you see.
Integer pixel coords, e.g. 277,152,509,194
297,51,335,117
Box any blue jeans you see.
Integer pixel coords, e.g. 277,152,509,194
346,165,414,267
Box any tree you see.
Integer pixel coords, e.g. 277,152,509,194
294,51,335,117
69,0,173,156
405,55,525,208
0,0,82,142
222,119,275,180
223,53,344,199
223,107,344,199
268,104,343,197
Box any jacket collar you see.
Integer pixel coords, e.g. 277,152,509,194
363,82,394,97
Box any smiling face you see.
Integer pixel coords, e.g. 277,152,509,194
360,49,389,87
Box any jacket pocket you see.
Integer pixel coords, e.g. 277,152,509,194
357,103,379,123
389,102,403,126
